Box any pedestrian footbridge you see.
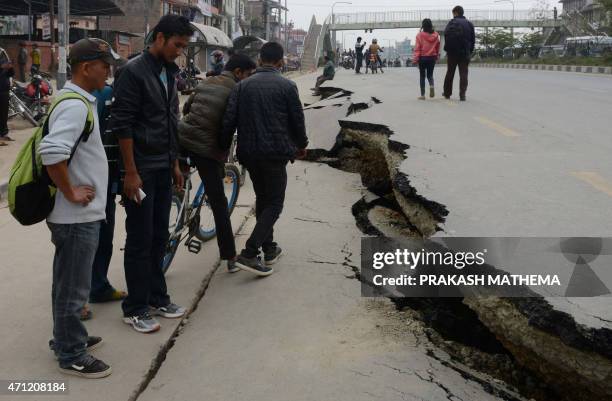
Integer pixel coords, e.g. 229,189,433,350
330,10,561,31
301,9,562,71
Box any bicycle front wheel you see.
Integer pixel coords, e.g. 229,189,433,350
195,163,241,242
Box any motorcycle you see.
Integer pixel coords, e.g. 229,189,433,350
8,88,38,126
11,74,53,125
341,55,354,70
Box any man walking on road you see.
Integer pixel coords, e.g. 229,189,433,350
112,15,193,333
40,38,120,378
179,54,257,273
442,6,475,101
221,42,308,276
355,37,365,74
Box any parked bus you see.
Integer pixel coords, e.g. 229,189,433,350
564,36,612,57
538,45,565,58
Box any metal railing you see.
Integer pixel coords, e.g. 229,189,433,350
332,9,555,25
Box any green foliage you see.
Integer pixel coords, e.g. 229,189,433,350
597,0,612,13
480,55,612,66
476,29,518,50
519,32,545,58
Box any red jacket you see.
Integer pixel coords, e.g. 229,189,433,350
413,31,440,62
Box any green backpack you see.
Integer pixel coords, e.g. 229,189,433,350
8,92,95,226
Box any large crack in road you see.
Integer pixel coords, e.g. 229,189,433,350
303,88,612,401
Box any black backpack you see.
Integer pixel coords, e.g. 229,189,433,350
444,19,467,56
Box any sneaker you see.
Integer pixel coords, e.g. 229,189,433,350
227,259,240,273
460,96,466,101
150,303,186,319
235,255,274,277
123,312,161,333
49,336,104,359
418,96,426,100
430,87,435,98
264,247,283,266
58,354,112,379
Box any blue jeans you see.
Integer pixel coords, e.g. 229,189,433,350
418,58,436,96
48,221,101,367
122,169,172,317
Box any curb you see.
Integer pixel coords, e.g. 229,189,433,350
471,63,612,75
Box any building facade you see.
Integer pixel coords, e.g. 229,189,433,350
559,0,608,29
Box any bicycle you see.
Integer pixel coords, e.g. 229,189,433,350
228,132,247,186
8,87,38,126
162,157,241,274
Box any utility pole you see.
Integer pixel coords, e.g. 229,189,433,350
284,0,288,51
144,0,150,38
49,0,57,72
264,2,270,41
57,0,68,89
27,0,32,41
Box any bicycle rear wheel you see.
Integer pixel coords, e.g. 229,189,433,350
195,163,241,242
162,194,184,274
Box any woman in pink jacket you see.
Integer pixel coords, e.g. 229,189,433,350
412,19,440,99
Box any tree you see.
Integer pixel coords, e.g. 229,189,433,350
596,0,612,31
519,31,544,57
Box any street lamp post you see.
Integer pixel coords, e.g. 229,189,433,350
331,1,352,56
495,0,515,37
344,33,356,50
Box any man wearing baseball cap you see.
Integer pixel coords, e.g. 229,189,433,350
39,38,120,379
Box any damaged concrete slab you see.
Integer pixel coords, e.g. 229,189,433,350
296,68,612,400
140,161,514,401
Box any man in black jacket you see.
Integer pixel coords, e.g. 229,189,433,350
111,15,193,333
221,42,308,276
443,6,475,101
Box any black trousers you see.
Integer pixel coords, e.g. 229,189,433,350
315,75,331,90
355,54,363,73
0,91,9,137
193,155,236,260
443,54,469,98
122,169,172,317
90,188,117,297
241,160,288,258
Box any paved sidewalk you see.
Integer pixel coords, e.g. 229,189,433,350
0,178,255,401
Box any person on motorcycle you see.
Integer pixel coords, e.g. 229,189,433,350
207,50,225,77
369,39,384,73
